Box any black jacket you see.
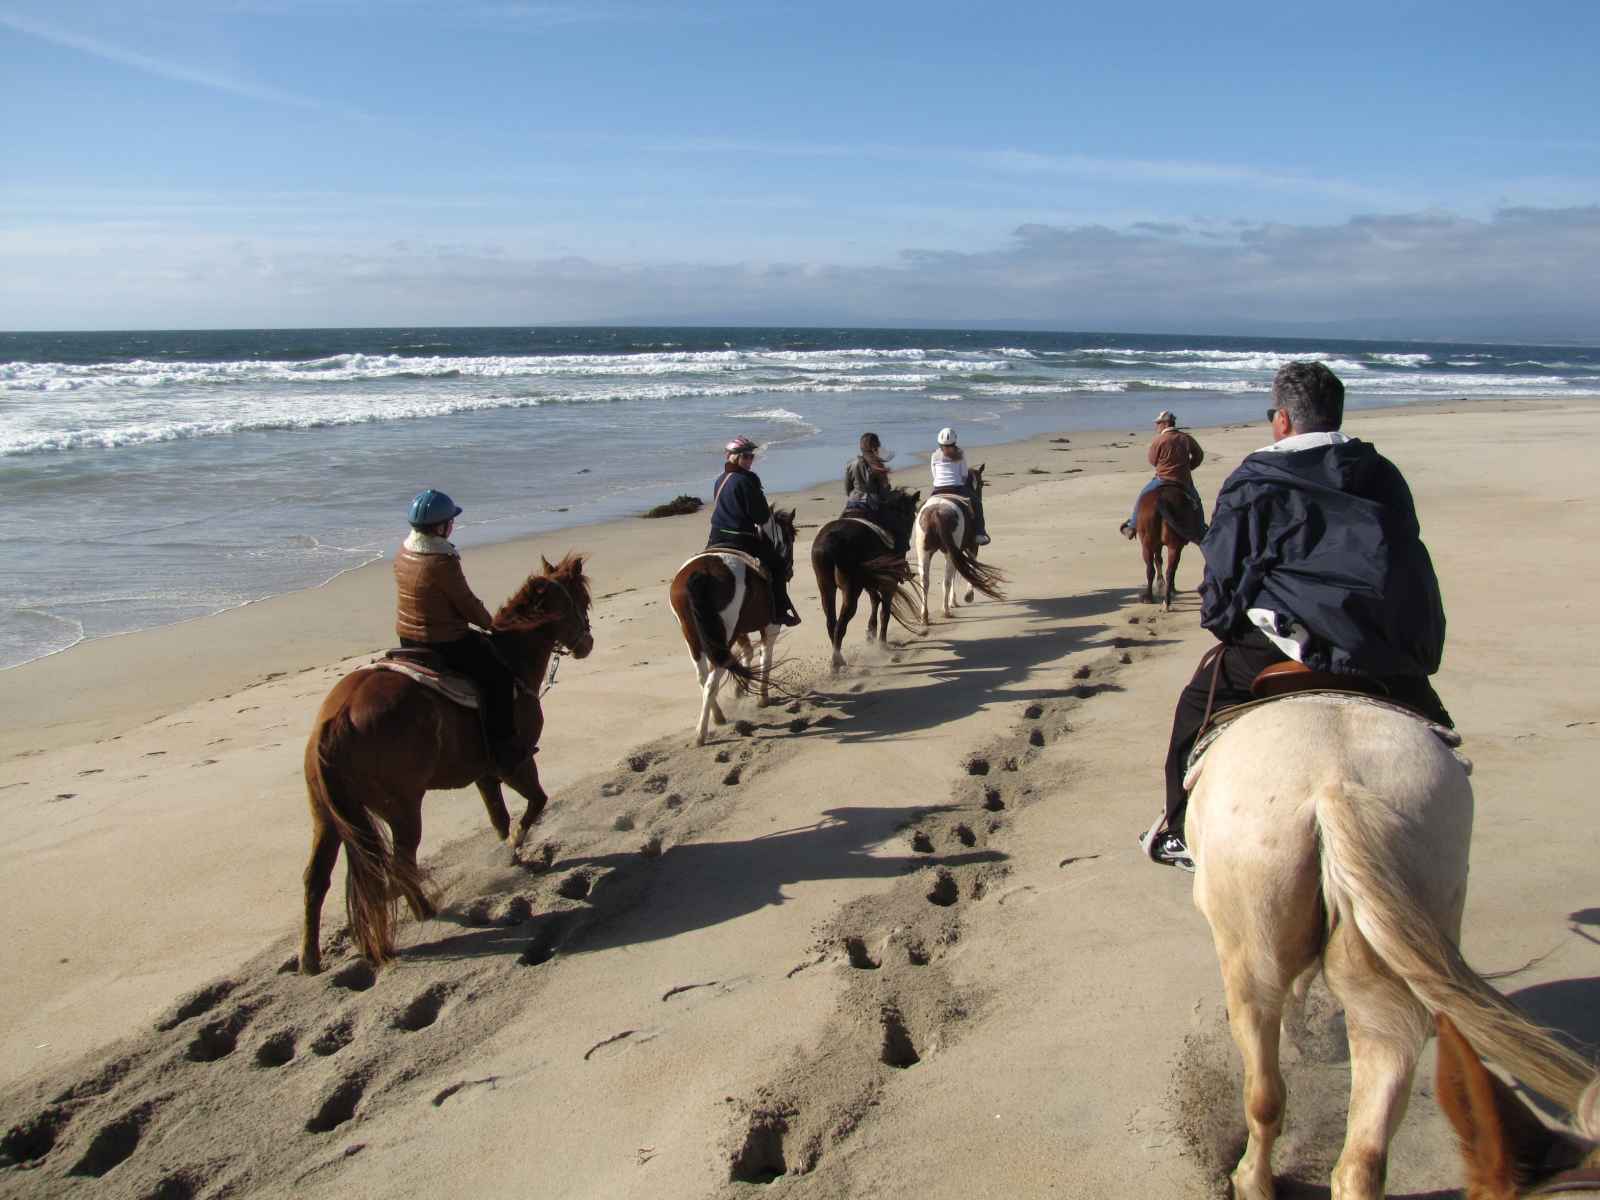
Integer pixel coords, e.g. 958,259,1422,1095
707,464,771,544
1198,437,1446,678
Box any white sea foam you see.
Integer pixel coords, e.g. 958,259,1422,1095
994,347,1038,358
726,407,810,424
1369,353,1431,366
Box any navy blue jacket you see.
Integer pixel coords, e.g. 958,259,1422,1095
1198,438,1446,678
707,465,771,545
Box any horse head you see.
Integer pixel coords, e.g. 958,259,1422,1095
969,463,986,494
882,487,922,539
494,552,595,660
771,508,798,580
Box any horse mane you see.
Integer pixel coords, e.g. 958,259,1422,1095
493,552,590,632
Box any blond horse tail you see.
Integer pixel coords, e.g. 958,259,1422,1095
305,716,422,968
1315,781,1593,1108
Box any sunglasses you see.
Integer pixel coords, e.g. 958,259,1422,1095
1266,407,1281,422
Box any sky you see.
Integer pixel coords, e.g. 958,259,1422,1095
2,0,1598,338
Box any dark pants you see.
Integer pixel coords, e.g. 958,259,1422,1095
400,632,516,746
707,534,797,622
931,483,986,539
1161,628,1453,837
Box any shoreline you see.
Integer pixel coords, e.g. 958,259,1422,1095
0,392,1563,759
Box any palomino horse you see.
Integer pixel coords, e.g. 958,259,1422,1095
668,510,797,745
914,466,1005,624
1185,694,1595,1200
810,486,923,672
1136,482,1204,609
1436,1015,1600,1199
300,553,594,974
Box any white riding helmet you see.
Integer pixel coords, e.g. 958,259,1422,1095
936,427,957,446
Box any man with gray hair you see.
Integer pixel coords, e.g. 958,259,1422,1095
1141,361,1452,871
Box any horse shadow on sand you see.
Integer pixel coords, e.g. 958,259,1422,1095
813,587,1176,744
403,804,1004,965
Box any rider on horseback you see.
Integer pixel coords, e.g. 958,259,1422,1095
1143,363,1453,871
1119,409,1205,539
844,432,910,554
707,436,802,627
393,489,522,773
930,427,990,545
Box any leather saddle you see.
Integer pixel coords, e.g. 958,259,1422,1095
1250,660,1391,702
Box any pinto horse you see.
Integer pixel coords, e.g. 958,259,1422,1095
1436,1015,1600,1199
669,509,796,745
1136,482,1204,609
1185,694,1594,1200
810,487,922,672
300,553,594,974
914,465,1005,624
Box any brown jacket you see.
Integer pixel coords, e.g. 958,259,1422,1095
393,534,495,643
1149,427,1204,486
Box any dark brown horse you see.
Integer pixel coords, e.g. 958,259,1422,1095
1136,483,1204,610
914,465,1005,624
300,553,594,973
668,509,796,745
810,487,922,673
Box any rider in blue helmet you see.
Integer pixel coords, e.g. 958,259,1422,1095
394,490,523,774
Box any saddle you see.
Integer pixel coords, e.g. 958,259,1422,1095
681,548,769,582
1251,659,1390,701
923,493,974,519
841,516,896,550
370,649,529,710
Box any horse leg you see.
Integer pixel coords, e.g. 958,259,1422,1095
757,628,778,707
694,656,728,729
475,777,512,842
501,758,550,858
1164,538,1182,612
1142,539,1157,604
962,542,977,603
696,662,726,745
833,582,861,672
818,571,840,663
1323,922,1428,1200
387,807,436,922
1212,947,1296,1200
943,549,957,617
917,533,934,625
300,819,341,975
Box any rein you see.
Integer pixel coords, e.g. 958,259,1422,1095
1534,1168,1600,1195
494,575,591,698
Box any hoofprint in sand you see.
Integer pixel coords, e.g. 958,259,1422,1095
2,399,1597,1198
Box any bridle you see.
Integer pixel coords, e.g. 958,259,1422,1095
493,574,592,696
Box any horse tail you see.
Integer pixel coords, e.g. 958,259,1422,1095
859,553,925,632
1154,487,1205,544
685,569,763,695
935,514,1007,601
1315,780,1593,1108
304,709,424,968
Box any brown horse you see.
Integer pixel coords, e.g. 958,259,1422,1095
300,553,594,974
669,510,796,745
810,487,923,673
1437,1014,1600,1199
1136,482,1204,609
914,465,1005,624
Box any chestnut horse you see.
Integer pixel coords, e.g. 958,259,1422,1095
1136,482,1204,609
300,553,594,974
810,486,923,673
1437,1015,1600,1198
669,510,796,745
1185,694,1594,1200
914,465,1005,624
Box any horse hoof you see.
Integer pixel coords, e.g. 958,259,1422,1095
299,955,322,977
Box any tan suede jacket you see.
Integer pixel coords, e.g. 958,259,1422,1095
393,533,495,643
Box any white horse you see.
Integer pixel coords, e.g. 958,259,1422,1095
913,467,1005,624
1185,694,1594,1200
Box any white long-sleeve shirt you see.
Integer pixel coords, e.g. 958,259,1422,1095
930,450,969,489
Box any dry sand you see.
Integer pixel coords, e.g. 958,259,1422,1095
2,398,1598,1199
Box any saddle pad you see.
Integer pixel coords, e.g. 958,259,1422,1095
369,660,480,709
680,548,769,582
842,516,896,550
1184,691,1468,791
922,493,973,519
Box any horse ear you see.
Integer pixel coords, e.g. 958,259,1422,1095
540,555,554,573
1435,1015,1577,1195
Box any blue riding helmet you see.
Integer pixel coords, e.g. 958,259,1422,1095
408,488,462,529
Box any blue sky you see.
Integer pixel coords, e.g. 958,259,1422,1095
2,0,1597,336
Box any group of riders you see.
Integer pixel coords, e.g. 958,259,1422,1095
393,360,1450,874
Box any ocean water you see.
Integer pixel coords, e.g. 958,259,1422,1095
3,326,1597,670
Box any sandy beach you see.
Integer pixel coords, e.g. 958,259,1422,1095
2,397,1598,1198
